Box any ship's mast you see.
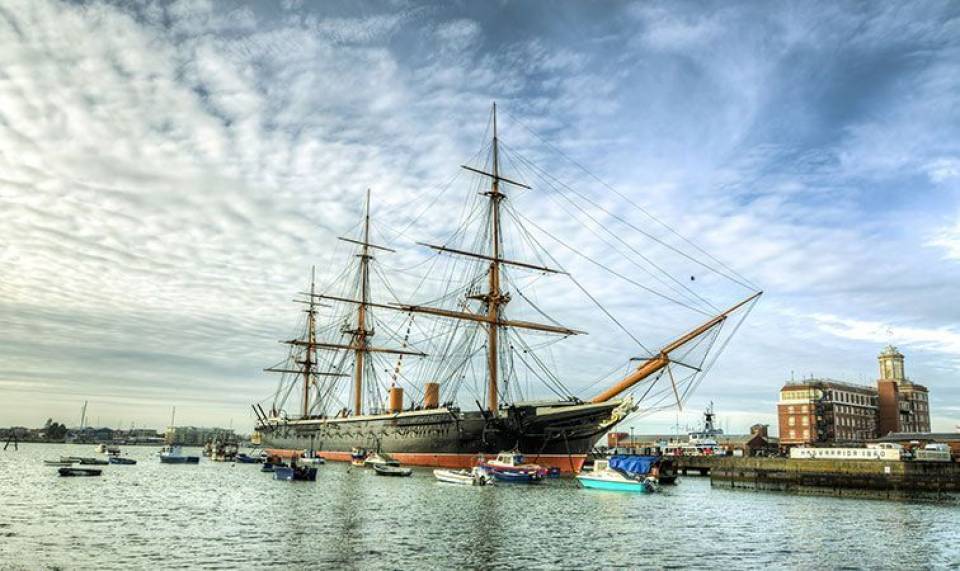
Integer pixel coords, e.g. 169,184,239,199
300,266,318,417
486,103,505,413
353,189,372,416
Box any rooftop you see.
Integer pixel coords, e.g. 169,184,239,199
781,378,877,393
878,432,960,441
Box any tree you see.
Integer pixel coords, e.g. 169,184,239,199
44,420,67,441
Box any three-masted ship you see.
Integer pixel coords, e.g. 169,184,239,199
252,105,761,472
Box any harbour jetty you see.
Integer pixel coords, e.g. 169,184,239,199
676,456,960,499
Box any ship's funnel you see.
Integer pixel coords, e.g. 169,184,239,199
424,383,440,409
389,386,404,413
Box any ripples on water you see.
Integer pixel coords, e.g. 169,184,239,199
1,444,959,569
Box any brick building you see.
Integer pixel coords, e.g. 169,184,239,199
876,345,930,435
777,379,878,445
777,346,932,446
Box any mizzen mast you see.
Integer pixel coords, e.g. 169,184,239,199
302,266,318,417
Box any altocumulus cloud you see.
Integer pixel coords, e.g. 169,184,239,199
0,0,958,433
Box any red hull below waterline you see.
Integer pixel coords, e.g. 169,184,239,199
267,449,587,474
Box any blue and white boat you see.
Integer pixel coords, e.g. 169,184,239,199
576,457,659,493
108,456,136,465
479,452,546,483
159,445,200,464
274,465,318,481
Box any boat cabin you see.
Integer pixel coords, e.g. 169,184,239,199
494,452,525,466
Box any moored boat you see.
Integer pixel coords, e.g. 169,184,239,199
235,453,261,464
108,456,137,465
433,467,491,486
363,453,390,468
372,461,412,477
350,447,368,467
274,464,317,481
576,458,659,493
159,446,200,464
58,467,103,477
44,460,74,467
78,457,108,465
479,452,546,484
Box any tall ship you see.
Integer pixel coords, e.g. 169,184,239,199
252,105,761,473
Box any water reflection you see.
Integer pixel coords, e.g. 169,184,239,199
1,444,959,568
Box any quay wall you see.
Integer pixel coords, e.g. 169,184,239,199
704,457,960,500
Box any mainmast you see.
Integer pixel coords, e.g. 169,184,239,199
486,103,505,413
353,190,372,415
289,193,424,418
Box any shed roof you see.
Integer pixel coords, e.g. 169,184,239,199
878,432,960,441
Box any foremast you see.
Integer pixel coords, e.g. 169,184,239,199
485,103,505,413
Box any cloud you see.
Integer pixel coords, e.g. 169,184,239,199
1,0,958,435
928,221,960,261
809,314,960,357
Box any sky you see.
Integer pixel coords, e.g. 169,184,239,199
1,0,959,434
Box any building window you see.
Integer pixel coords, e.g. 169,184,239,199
789,430,796,439
788,416,796,427
788,406,795,414
803,429,810,439
802,416,809,426
801,405,809,413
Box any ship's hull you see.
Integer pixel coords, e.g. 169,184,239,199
256,399,632,474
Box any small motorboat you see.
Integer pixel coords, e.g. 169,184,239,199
60,456,83,463
261,462,285,473
479,452,546,483
95,443,107,454
108,456,137,465
44,460,75,467
433,467,491,486
372,461,412,477
274,464,318,481
58,467,103,477
235,453,261,464
576,458,659,493
159,445,200,464
350,447,368,467
363,453,389,468
77,457,108,466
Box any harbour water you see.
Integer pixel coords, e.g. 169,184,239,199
1,444,959,569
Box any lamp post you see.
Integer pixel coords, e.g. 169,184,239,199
630,426,635,454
